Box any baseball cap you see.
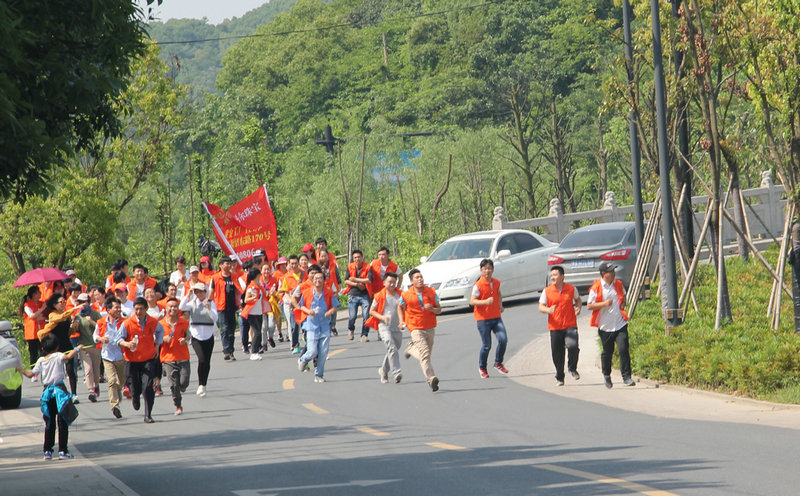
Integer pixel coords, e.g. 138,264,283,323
76,293,90,302
253,248,266,258
199,256,210,263
276,257,288,266
191,282,207,291
302,243,314,252
65,269,76,276
114,283,128,292
189,265,200,273
598,262,618,273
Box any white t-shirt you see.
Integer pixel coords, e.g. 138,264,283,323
33,353,67,387
587,280,627,332
371,292,400,331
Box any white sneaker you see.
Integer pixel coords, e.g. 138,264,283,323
196,385,206,397
249,353,262,361
298,358,308,372
314,376,325,383
378,367,388,384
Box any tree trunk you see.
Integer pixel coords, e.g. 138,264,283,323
792,220,800,334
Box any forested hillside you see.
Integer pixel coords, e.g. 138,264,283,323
145,0,299,92
1,0,794,297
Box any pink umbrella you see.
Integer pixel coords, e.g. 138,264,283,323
13,267,70,287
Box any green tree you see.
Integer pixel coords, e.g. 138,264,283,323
0,0,158,201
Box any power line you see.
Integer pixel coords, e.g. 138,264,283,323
150,0,507,46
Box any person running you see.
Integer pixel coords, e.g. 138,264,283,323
38,295,81,401
20,286,46,368
179,282,218,397
159,298,191,416
73,293,103,402
369,246,401,296
16,333,79,460
587,262,635,388
272,257,288,342
198,256,215,284
169,255,190,299
343,249,373,342
469,259,509,379
144,287,164,396
539,265,582,386
241,267,265,360
367,272,403,384
119,297,164,424
259,262,280,351
279,255,302,354
398,269,442,392
317,248,341,336
296,271,339,383
93,297,127,419
208,255,243,361
127,264,156,301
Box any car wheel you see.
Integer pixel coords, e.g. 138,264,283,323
0,386,22,409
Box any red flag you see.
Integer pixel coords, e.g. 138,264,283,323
202,185,278,262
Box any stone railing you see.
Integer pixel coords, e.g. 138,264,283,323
492,171,788,244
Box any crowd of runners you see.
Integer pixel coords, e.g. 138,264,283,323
16,235,635,460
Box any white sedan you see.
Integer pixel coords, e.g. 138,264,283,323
402,230,558,309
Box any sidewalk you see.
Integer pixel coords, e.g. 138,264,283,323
505,312,800,430
0,407,133,495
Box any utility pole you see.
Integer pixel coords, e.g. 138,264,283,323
651,0,682,328
622,0,644,252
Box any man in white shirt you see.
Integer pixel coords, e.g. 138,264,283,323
169,255,190,299
586,262,635,389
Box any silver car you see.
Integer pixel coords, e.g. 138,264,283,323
0,320,23,409
403,229,558,309
547,222,641,292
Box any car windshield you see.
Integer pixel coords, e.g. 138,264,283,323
427,239,493,262
558,228,627,249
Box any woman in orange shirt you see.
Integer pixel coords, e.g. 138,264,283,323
19,286,46,365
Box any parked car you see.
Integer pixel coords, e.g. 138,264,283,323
0,320,23,409
402,229,558,309
547,221,647,292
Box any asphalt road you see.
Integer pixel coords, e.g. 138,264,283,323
15,296,800,495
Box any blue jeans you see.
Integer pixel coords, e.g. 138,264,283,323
477,318,508,369
300,331,330,377
218,310,237,355
348,294,370,337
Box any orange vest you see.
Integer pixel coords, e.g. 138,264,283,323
241,281,263,319
159,317,190,362
210,272,243,311
95,315,110,350
543,283,578,330
281,272,300,296
260,275,280,314
127,278,157,302
401,286,438,331
23,299,43,340
121,315,159,363
589,279,629,327
342,262,372,296
296,285,334,325
472,276,502,321
199,269,215,284
106,273,132,289
365,288,389,329
369,259,399,294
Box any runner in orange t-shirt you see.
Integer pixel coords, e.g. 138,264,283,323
538,265,582,386
159,298,191,416
469,259,509,379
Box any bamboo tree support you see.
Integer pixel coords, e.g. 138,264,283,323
683,162,792,300
626,189,662,318
767,203,793,318
679,200,714,312
770,204,794,329
739,188,754,244
715,198,726,329
670,195,699,313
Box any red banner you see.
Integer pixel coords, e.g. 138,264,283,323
202,185,278,262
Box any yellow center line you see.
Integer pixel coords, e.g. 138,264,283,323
536,463,679,496
355,426,391,437
327,348,347,358
425,442,471,451
282,378,295,390
302,403,329,415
